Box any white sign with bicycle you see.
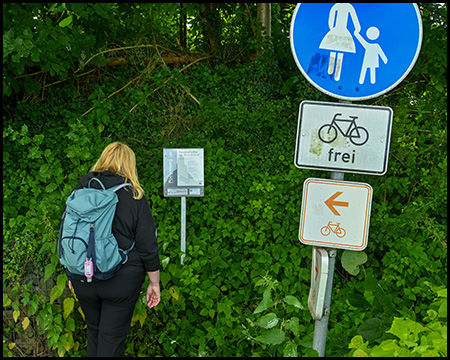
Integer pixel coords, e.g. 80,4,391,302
299,178,372,251
294,100,393,175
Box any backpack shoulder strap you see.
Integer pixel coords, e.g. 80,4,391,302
112,183,132,193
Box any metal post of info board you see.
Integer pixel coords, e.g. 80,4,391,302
163,148,205,266
312,171,343,357
180,196,186,265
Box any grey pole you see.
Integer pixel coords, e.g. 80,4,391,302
312,171,343,356
181,196,186,265
312,247,337,356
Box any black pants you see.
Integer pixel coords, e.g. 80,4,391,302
72,263,145,357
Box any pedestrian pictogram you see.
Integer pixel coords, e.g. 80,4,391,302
319,3,386,83
290,3,422,101
299,178,372,251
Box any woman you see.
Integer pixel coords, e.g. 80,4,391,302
319,3,361,81
68,142,161,357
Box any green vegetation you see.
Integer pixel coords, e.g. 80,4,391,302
3,3,447,357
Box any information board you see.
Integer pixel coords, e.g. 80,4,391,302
163,148,204,197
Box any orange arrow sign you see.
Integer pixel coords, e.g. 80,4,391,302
325,191,349,216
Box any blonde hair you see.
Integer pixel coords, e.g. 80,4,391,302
90,142,144,200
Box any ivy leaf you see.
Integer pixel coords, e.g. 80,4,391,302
253,287,273,314
22,316,30,330
348,293,370,308
63,297,75,319
285,317,300,336
39,164,51,179
387,317,425,343
92,55,107,67
59,15,73,28
283,342,298,357
28,146,42,159
255,312,278,329
13,310,20,323
44,262,56,282
169,287,180,301
256,328,285,345
284,295,304,309
31,51,40,62
341,250,368,276
45,183,58,193
357,317,383,341
65,317,76,332
3,293,11,307
50,274,67,304
438,299,447,318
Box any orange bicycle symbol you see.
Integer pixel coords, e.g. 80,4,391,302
320,221,346,238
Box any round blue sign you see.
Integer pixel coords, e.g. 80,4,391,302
290,3,422,101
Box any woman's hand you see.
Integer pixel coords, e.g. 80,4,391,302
146,270,161,308
146,283,160,308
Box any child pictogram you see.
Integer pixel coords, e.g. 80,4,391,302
354,27,388,84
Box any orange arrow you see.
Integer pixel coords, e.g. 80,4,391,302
325,191,349,216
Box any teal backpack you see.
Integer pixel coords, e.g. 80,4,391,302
58,178,134,282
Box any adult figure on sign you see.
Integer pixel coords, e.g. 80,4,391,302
354,27,388,84
319,3,361,81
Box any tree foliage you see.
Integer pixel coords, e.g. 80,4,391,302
3,3,447,357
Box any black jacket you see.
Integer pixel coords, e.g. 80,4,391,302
73,170,160,272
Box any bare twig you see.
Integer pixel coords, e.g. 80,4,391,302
128,55,208,113
244,3,257,38
42,68,97,90
179,83,200,105
76,44,157,72
107,73,142,99
14,70,43,79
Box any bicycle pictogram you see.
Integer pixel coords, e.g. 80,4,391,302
318,113,369,146
320,221,346,238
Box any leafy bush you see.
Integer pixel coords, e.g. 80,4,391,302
347,283,447,357
3,3,447,357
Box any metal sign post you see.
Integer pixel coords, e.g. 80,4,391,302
163,148,204,265
311,171,343,356
312,247,336,357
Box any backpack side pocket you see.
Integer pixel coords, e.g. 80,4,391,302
94,234,123,273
